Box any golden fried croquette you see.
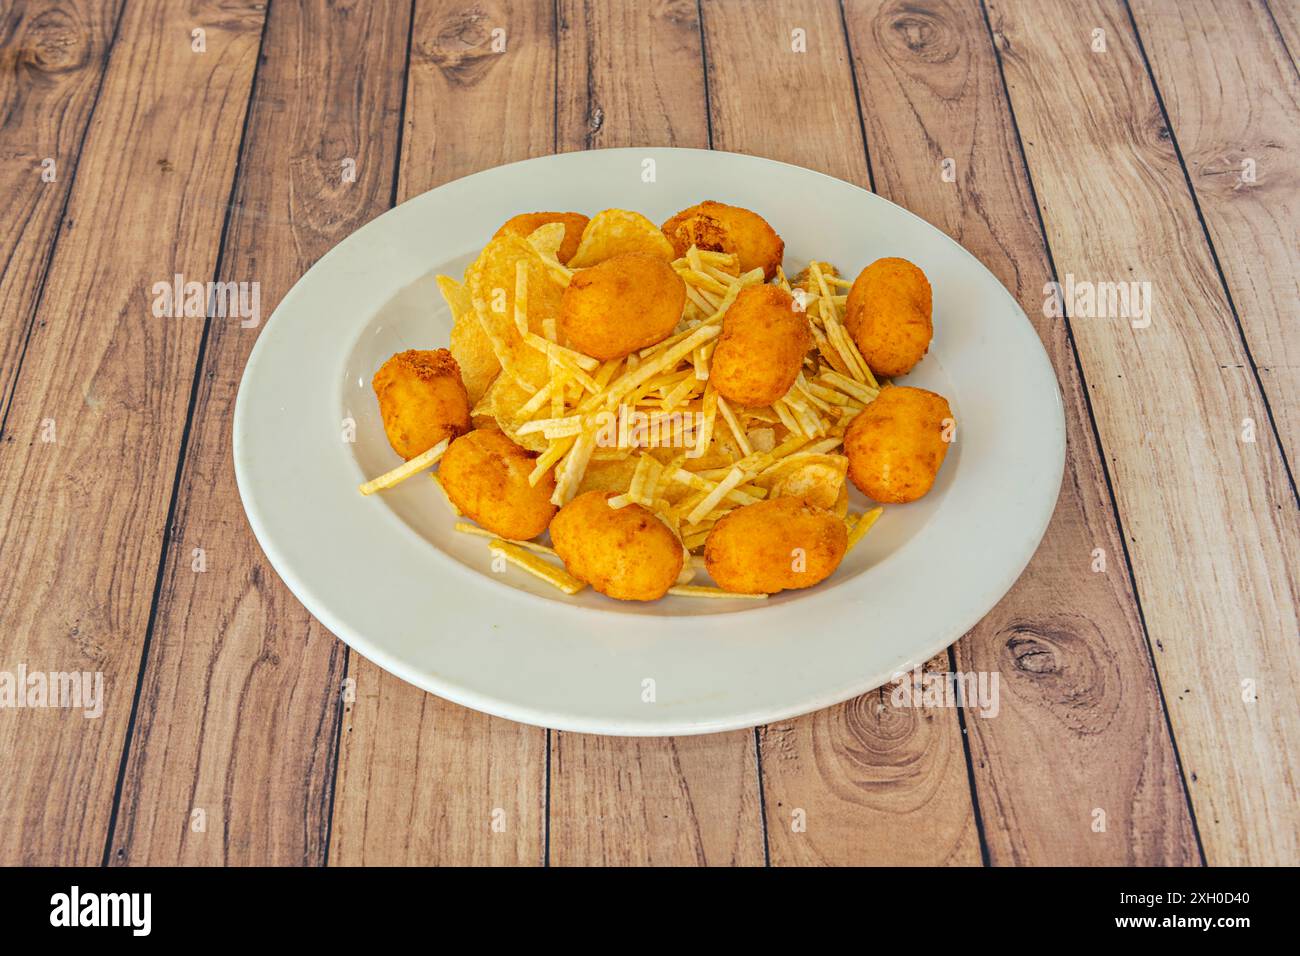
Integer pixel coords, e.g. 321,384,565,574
709,285,812,407
549,491,684,601
844,257,933,377
844,385,953,504
704,497,848,594
439,428,557,539
372,348,471,460
661,200,785,279
493,211,589,264
559,253,686,360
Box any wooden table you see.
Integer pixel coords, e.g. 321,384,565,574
1,0,1296,867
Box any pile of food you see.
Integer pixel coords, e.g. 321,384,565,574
359,201,954,602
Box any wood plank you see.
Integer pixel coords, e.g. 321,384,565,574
328,0,554,866
986,0,1300,865
840,0,1197,865
555,0,709,152
547,0,763,867
700,0,981,866
0,0,266,865
106,0,410,866
1265,0,1300,72
1129,0,1299,474
0,0,122,413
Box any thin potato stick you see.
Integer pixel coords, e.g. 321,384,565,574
687,465,747,525
683,268,730,296
846,507,884,552
715,394,752,458
531,435,576,486
668,585,768,600
819,369,878,404
455,521,556,556
488,539,586,594
359,438,449,495
602,325,721,408
513,260,529,337
683,284,715,316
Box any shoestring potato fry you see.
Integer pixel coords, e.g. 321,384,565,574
356,203,956,602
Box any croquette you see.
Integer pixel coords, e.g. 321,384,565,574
709,285,812,407
844,257,933,377
549,491,684,601
372,348,471,460
844,385,953,503
559,253,686,360
439,428,557,539
661,201,785,279
704,497,848,594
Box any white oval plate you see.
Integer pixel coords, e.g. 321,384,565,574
234,148,1064,736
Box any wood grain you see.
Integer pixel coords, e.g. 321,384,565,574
700,0,981,866
547,0,764,867
1265,0,1300,72
328,0,554,866
841,0,1197,864
0,0,266,865
556,0,709,152
0,0,121,415
986,0,1300,865
1129,0,1299,473
106,0,410,866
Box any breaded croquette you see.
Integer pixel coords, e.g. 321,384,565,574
844,385,953,503
844,257,933,377
549,491,684,601
559,253,686,360
704,497,848,594
372,348,471,460
493,211,590,264
661,200,785,279
709,285,812,407
439,428,557,539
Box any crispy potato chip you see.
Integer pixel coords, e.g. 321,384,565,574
438,274,499,405
567,209,676,268
762,453,849,509
474,347,551,451
525,221,568,264
468,233,566,359
576,456,641,496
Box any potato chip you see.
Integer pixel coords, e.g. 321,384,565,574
467,233,566,359
438,275,499,405
474,346,551,451
762,453,849,509
567,209,676,268
525,222,570,271
576,456,641,496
